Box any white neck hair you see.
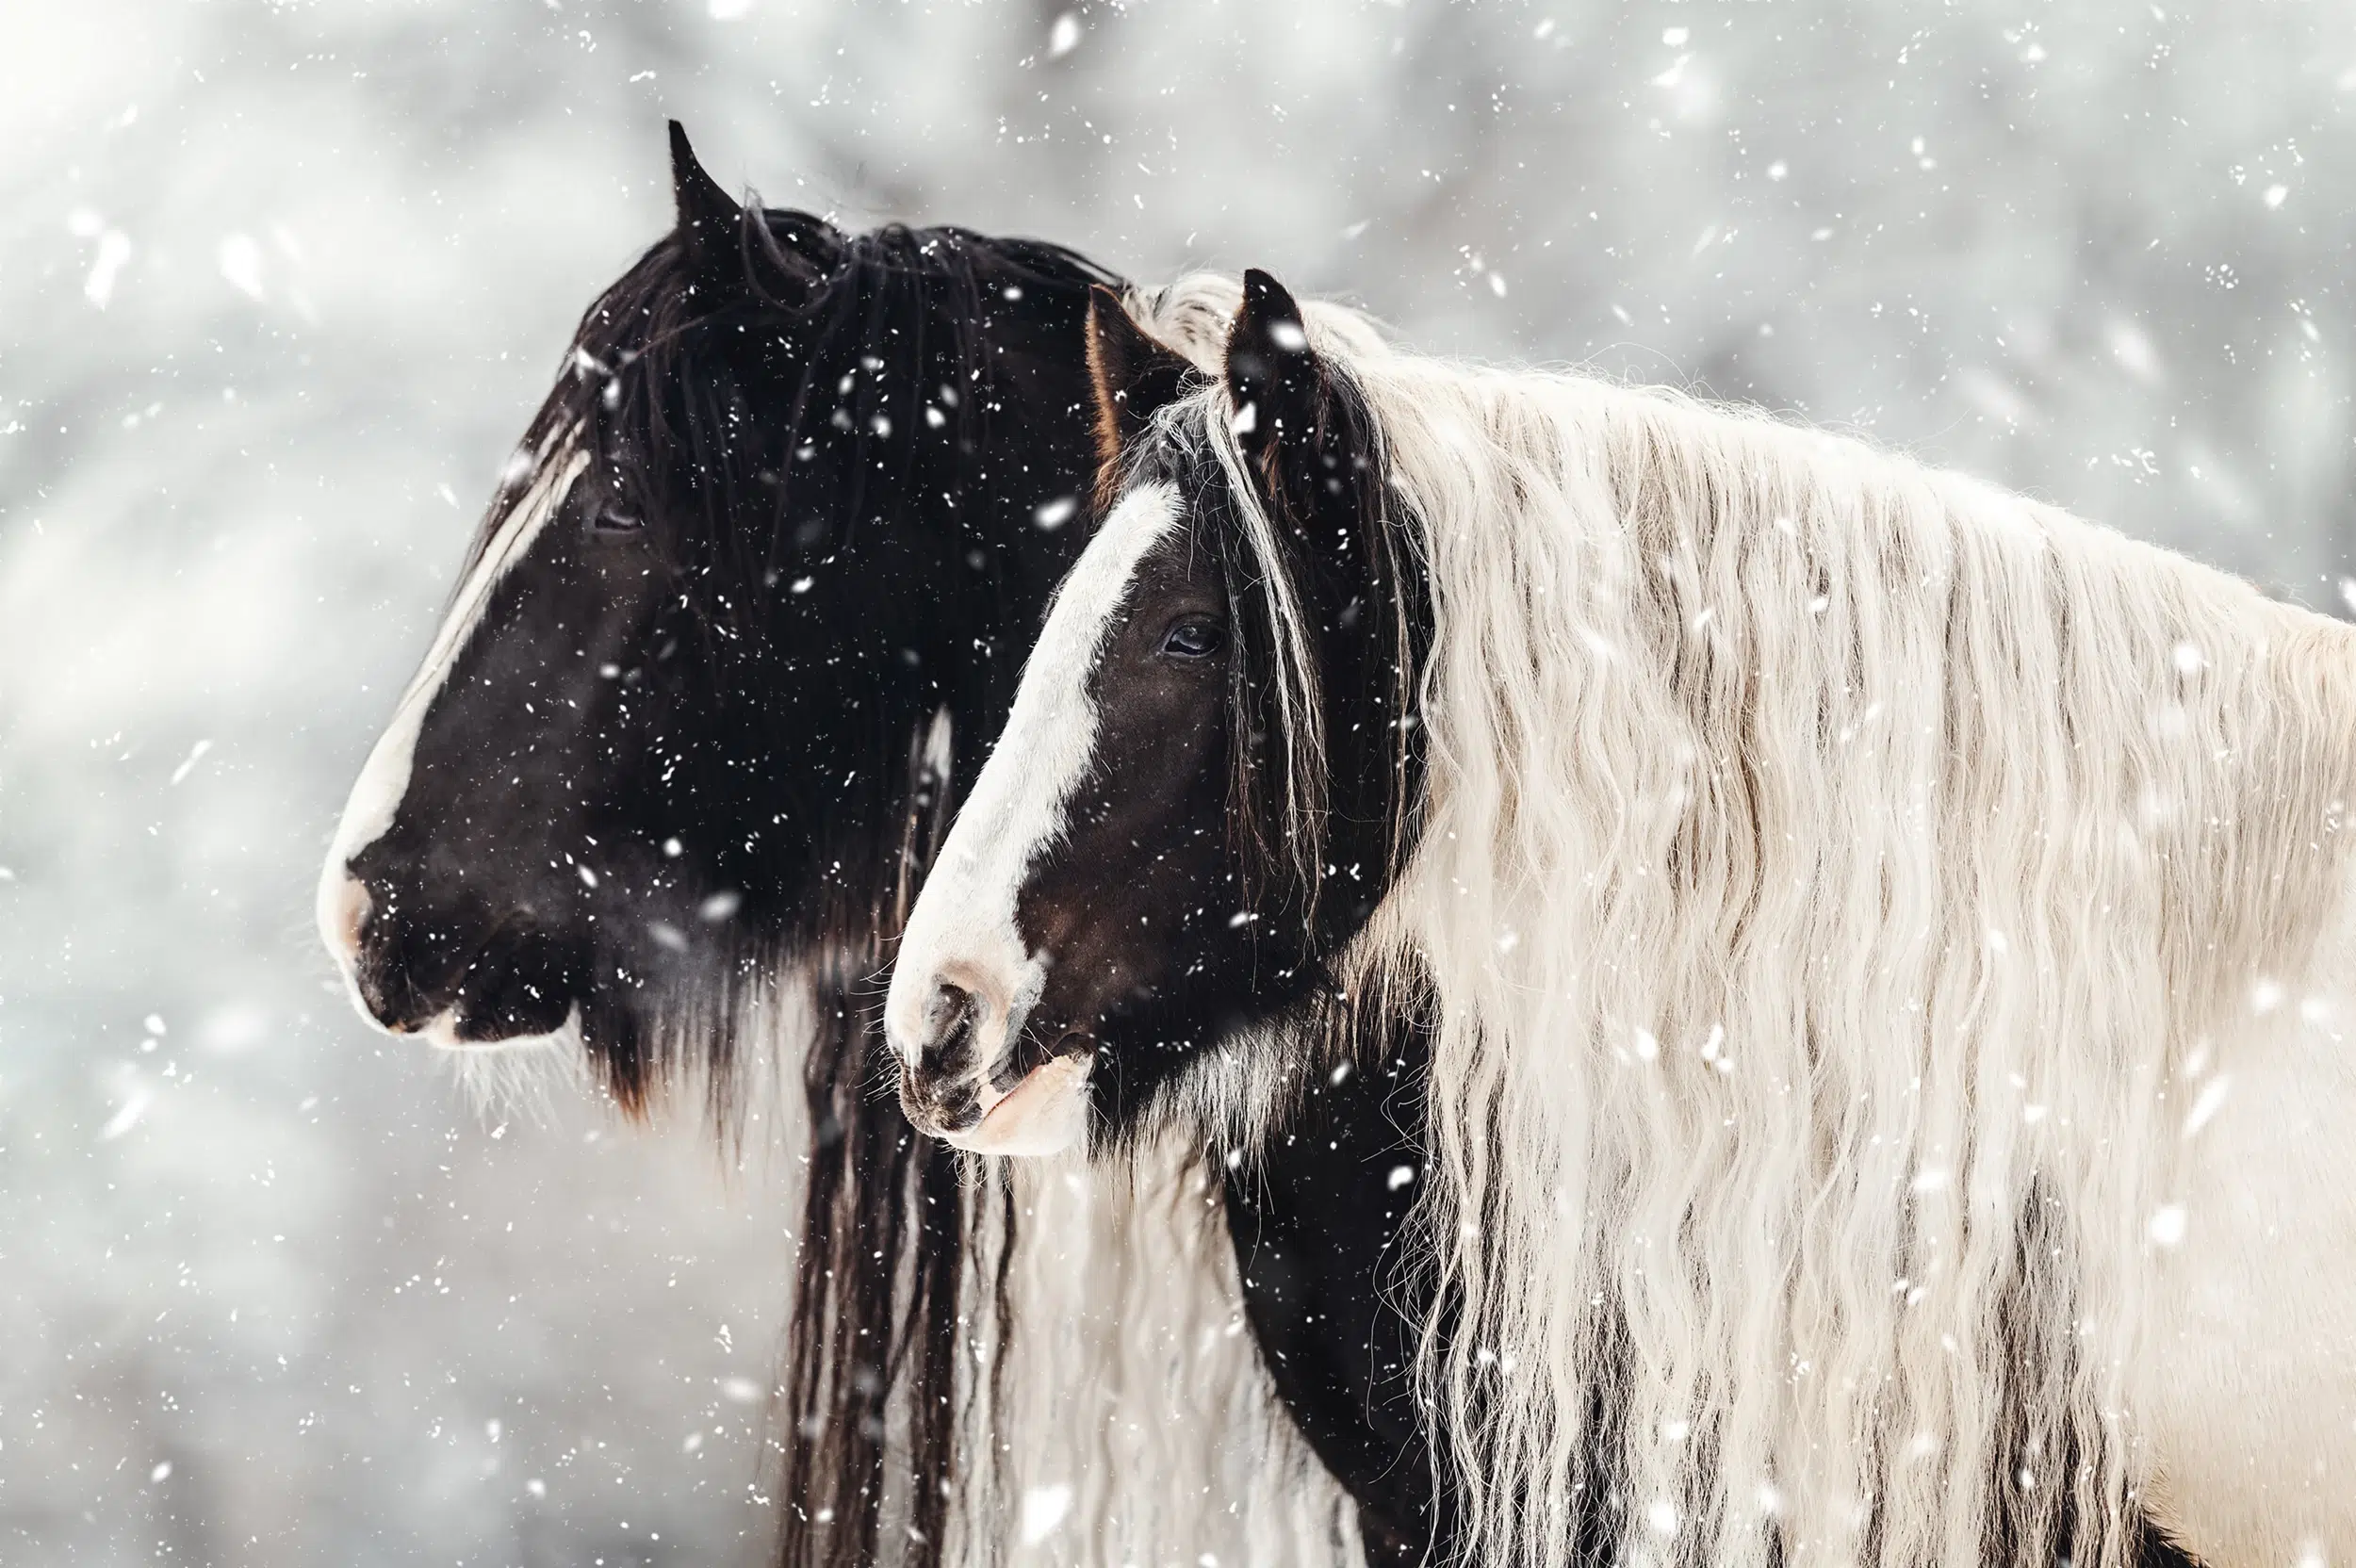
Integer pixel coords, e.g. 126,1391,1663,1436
1198,343,2356,1566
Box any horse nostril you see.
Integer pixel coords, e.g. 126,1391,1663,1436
926,982,977,1054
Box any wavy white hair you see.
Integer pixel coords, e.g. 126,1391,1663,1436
1179,329,2356,1566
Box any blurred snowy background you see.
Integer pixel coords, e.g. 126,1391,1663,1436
3,1,2352,1562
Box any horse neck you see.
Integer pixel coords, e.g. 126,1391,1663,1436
1352,353,2356,1270
1361,358,2356,1033
1353,351,2356,1568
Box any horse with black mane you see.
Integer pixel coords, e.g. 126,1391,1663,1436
317,128,1432,1564
889,271,2344,1565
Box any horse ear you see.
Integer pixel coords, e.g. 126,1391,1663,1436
668,121,742,283
1087,285,1192,499
1224,269,1321,464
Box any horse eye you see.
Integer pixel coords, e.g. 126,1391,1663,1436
1159,617,1226,660
591,506,643,537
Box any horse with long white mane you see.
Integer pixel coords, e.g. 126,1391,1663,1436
887,269,2356,1567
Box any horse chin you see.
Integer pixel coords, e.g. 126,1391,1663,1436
939,1053,1092,1157
427,1008,588,1121
412,1005,582,1054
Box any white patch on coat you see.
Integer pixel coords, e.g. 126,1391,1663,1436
883,482,1180,1144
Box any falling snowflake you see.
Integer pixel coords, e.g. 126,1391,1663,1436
218,233,265,300
1020,1483,1073,1544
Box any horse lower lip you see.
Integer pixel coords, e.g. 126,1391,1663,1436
979,1070,1039,1127
980,1055,1073,1128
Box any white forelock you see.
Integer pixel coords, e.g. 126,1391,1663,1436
1122,270,1396,374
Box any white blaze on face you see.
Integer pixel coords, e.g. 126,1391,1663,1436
313,442,590,1027
885,482,1181,1155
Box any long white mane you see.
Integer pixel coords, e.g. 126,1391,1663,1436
1202,336,2356,1565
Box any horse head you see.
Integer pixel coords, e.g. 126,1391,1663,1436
886,272,1432,1153
318,123,1106,1107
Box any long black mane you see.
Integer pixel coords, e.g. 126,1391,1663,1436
493,211,1104,570
483,196,1115,1567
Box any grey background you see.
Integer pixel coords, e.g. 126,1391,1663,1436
4,1,2351,1562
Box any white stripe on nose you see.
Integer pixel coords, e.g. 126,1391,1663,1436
316,440,588,1011
885,482,1180,1091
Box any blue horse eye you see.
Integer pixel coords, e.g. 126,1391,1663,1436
1160,618,1226,659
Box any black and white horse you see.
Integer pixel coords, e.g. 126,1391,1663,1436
889,271,2356,1566
317,131,1415,1564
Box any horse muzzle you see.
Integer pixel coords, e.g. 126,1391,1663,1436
890,978,1092,1156
319,864,580,1048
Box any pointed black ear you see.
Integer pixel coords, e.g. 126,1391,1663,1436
669,121,742,282
1225,269,1321,463
1225,270,1380,535
1087,286,1193,506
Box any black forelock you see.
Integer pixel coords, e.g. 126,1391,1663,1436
466,208,1116,596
